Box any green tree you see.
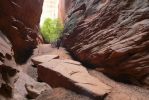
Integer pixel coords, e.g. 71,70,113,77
40,18,63,43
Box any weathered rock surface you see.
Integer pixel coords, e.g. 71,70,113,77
0,64,19,99
14,71,37,98
38,59,111,98
34,44,72,59
15,71,52,99
36,88,92,100
89,70,149,100
0,31,19,100
0,0,43,98
32,55,59,65
58,0,72,24
25,82,52,99
0,0,43,63
63,0,149,84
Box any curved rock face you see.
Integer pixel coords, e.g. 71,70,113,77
0,30,19,99
0,0,43,99
63,0,149,84
0,0,43,63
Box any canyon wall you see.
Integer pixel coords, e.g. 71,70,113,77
58,0,72,24
0,0,43,63
63,0,149,85
0,0,43,99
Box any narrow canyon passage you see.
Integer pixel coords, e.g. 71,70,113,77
21,44,149,100
0,0,149,100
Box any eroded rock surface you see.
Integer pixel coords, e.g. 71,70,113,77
36,88,92,100
0,0,43,63
25,82,52,99
32,55,59,65
0,0,43,99
37,59,111,98
63,0,149,84
0,31,19,99
89,70,149,100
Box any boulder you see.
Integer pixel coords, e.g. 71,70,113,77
63,0,149,84
38,59,111,98
14,71,36,97
25,82,52,99
32,55,59,65
15,71,52,99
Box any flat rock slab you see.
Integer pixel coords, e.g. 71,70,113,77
31,55,59,65
38,59,111,98
63,59,81,65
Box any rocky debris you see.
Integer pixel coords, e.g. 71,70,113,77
0,0,44,97
37,59,111,98
89,70,149,100
0,64,19,99
32,55,59,65
36,88,92,100
0,31,19,100
14,71,52,99
63,0,149,85
13,91,26,100
25,82,52,99
14,71,37,98
34,44,72,59
22,45,149,100
34,44,54,55
0,0,43,63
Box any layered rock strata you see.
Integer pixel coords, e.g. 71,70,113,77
63,0,149,84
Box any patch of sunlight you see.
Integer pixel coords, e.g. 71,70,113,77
40,0,59,27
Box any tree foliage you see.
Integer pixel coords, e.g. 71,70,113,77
40,18,63,43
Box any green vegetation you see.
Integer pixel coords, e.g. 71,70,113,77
40,18,63,43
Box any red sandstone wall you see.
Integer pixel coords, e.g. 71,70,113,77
63,0,149,85
58,0,72,24
0,0,43,63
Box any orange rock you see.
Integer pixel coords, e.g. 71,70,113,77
32,55,59,65
38,59,111,98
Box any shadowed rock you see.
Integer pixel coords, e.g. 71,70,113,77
0,0,43,98
0,0,43,63
63,0,149,85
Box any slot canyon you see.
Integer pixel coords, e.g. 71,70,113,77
0,0,149,100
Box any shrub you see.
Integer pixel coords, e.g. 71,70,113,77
40,18,63,43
